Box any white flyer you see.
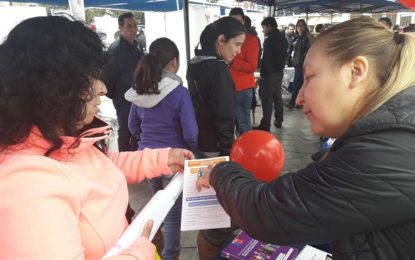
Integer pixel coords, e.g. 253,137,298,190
180,156,231,231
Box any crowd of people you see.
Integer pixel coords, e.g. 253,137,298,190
1,8,415,260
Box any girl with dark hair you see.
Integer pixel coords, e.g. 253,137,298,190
125,37,198,260
186,16,245,260
0,16,193,259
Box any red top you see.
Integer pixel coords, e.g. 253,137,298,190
230,33,259,92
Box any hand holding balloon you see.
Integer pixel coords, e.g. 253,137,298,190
230,130,285,182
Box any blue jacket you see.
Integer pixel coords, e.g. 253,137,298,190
125,72,198,150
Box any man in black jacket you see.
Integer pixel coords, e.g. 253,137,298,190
103,12,143,152
102,12,143,224
254,17,288,130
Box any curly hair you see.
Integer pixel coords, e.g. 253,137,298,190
0,16,107,155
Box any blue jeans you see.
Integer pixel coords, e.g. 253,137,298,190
148,177,182,260
235,88,253,135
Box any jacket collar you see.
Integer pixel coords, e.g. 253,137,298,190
191,50,227,65
331,86,415,152
119,35,138,49
5,117,112,160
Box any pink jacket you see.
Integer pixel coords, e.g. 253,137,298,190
0,121,172,259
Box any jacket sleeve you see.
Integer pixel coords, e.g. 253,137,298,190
231,36,259,74
102,48,119,100
179,88,198,151
108,148,172,184
0,157,158,260
128,103,142,141
210,130,415,245
0,160,85,259
208,64,235,155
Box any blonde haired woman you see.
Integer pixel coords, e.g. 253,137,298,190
197,17,415,259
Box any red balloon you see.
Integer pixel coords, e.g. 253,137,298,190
400,0,415,10
230,130,285,182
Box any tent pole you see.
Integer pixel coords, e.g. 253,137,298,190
183,0,191,65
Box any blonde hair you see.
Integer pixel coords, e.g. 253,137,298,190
314,16,415,120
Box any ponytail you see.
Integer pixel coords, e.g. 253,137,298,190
133,53,162,95
133,37,179,95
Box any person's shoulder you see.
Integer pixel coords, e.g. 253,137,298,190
1,153,77,186
202,57,228,69
244,34,259,45
107,39,122,53
245,33,257,41
173,85,192,101
175,84,188,92
273,30,285,39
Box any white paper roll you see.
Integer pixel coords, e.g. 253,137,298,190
104,173,184,258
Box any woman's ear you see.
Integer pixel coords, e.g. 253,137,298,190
165,57,180,73
349,55,369,88
173,57,180,71
217,34,226,46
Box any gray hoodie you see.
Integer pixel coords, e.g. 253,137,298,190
124,71,183,108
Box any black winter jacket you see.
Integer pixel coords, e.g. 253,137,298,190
291,33,313,68
260,29,288,78
210,87,415,259
102,36,143,111
187,51,235,155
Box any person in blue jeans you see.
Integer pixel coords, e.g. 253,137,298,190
229,8,259,135
125,37,198,260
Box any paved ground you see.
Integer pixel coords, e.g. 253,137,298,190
100,91,320,259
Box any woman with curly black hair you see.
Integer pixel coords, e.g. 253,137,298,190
0,16,193,259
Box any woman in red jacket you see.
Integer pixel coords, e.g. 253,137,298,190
229,8,259,135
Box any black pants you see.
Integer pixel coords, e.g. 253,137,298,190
114,101,136,152
259,71,284,129
289,66,304,107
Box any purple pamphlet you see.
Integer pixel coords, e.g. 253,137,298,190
221,230,299,260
